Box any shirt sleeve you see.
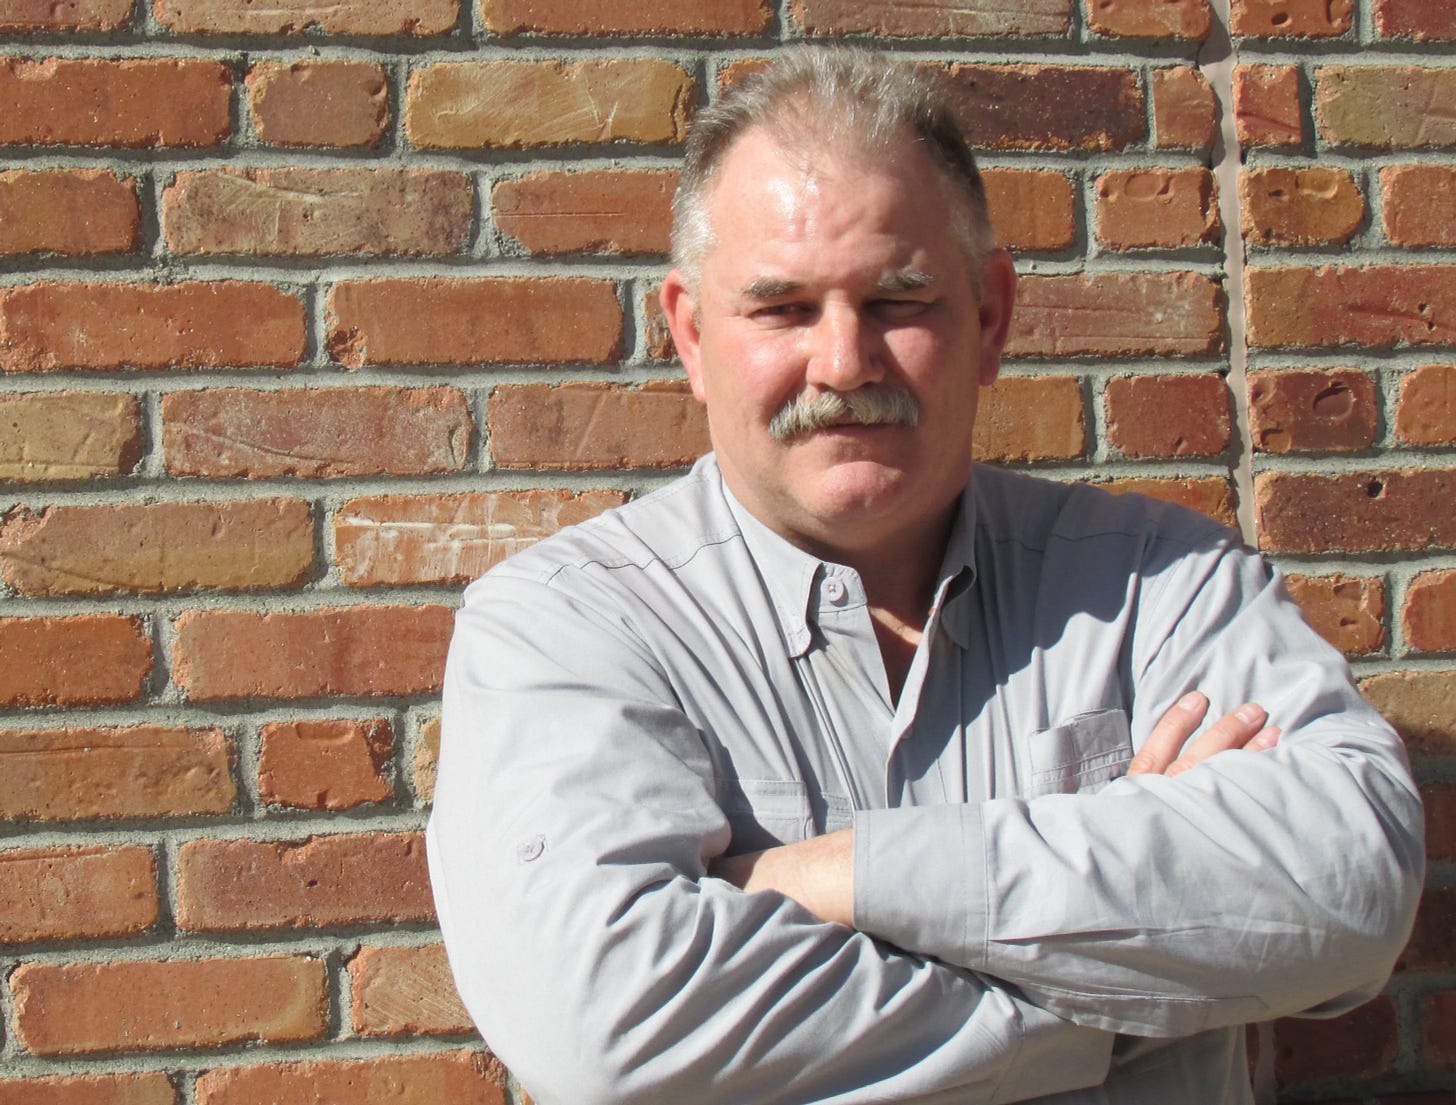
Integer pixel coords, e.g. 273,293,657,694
427,572,1115,1105
853,532,1425,1039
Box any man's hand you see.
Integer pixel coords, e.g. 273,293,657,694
1127,691,1280,778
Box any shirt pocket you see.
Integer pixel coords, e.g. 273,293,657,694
1022,708,1133,798
720,777,813,855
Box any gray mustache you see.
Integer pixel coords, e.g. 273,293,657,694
768,387,921,442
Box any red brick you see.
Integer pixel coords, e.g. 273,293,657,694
1105,373,1231,458
1317,67,1456,149
489,380,709,470
1008,272,1224,357
327,278,621,367
0,615,150,707
164,168,472,257
247,60,388,148
791,0,1069,35
1400,886,1456,969
1360,669,1456,756
970,375,1084,462
0,170,138,254
176,832,433,931
414,717,440,800
644,280,675,360
0,846,156,942
1096,167,1219,249
1375,0,1456,40
0,282,305,372
1153,66,1217,150
0,57,229,147
258,718,394,809
1241,166,1363,246
1284,573,1386,656
348,943,472,1036
486,0,769,34
155,0,456,34
982,169,1076,252
1382,165,1456,247
0,1073,176,1105
1098,477,1238,528
0,392,142,481
1396,364,1456,446
1255,470,1456,553
195,1052,505,1105
1234,64,1303,147
1274,997,1397,1083
1424,783,1456,861
948,64,1145,151
1247,266,1456,350
1405,570,1456,653
11,956,326,1055
406,60,692,149
162,387,470,478
0,0,132,29
334,489,625,587
1248,368,1377,452
1087,0,1210,38
174,605,452,701
0,499,314,596
0,726,233,820
494,169,675,256
1422,991,1456,1067
1231,0,1352,37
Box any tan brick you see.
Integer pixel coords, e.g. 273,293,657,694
0,615,150,707
0,282,306,372
247,60,388,148
1087,0,1210,38
971,375,1084,462
1274,998,1397,1084
0,392,142,481
0,170,138,255
1375,0,1456,40
982,169,1076,252
173,604,453,700
406,59,692,149
1317,66,1456,148
164,168,472,257
489,380,709,470
1248,367,1377,452
1096,167,1220,249
0,0,132,29
162,387,470,478
176,832,434,931
0,499,314,596
258,718,394,809
1396,364,1456,446
948,64,1145,150
195,1052,505,1105
1241,166,1363,246
1363,670,1456,756
1234,64,1303,147
1247,266,1456,349
1231,0,1352,37
0,846,156,942
11,957,326,1055
494,169,675,256
1423,782,1456,861
1255,469,1456,553
1097,476,1238,528
1382,164,1456,246
0,1073,177,1105
327,278,621,367
0,57,229,147
414,716,440,800
1405,570,1456,653
1153,66,1217,150
1008,272,1224,357
0,726,234,820
348,943,472,1036
1106,373,1231,458
716,57,772,92
155,0,456,34
486,0,769,34
334,489,625,587
791,0,1069,35
1284,573,1386,656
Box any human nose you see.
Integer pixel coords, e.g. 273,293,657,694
804,305,883,392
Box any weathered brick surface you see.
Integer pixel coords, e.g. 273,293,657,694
406,60,693,149
258,718,394,809
327,278,621,366
0,58,229,147
414,717,440,800
1247,368,1377,453
176,832,434,931
246,61,389,148
1375,0,1456,40
982,169,1076,252
1246,266,1456,349
1087,0,1210,39
1423,991,1456,1066
173,605,453,700
0,170,139,255
0,0,132,29
0,615,150,707
0,1073,177,1105
1105,373,1231,458
494,169,676,256
0,499,314,595
1231,0,1352,37
791,0,1069,36
162,387,471,478
948,65,1145,151
489,381,708,470
1396,364,1456,445
1284,574,1386,656
1098,477,1238,528
194,1053,506,1105
348,943,473,1036
155,0,457,34
1425,783,1456,861
334,489,626,586
971,375,1084,462
1241,166,1363,246
1382,164,1456,246
1274,998,1397,1083
0,727,234,820
1400,886,1456,969
1255,470,1456,553
1152,65,1217,150
11,957,327,1055
1404,570,1456,653
0,846,156,942
1096,167,1219,249
1317,66,1456,148
486,0,770,34
1007,272,1223,357
1234,64,1303,147
0,282,306,372
164,168,472,257
0,391,142,481
1360,669,1456,756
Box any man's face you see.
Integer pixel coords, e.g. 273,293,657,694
661,126,1016,562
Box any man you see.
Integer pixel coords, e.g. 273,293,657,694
428,47,1423,1105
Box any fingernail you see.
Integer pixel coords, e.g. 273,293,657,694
1179,691,1206,712
1236,703,1264,724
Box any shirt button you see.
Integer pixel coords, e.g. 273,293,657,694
516,835,546,863
822,577,847,604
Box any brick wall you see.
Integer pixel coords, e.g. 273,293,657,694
0,0,1452,1102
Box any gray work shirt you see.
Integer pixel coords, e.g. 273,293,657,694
428,454,1423,1105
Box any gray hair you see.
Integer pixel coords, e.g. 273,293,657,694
670,46,994,291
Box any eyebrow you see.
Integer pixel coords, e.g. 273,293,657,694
742,277,803,300
876,269,936,293
740,269,937,300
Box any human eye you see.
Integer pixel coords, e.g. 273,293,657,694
750,302,811,326
871,297,933,322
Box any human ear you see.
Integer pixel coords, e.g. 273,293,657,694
975,249,1017,388
660,271,707,402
